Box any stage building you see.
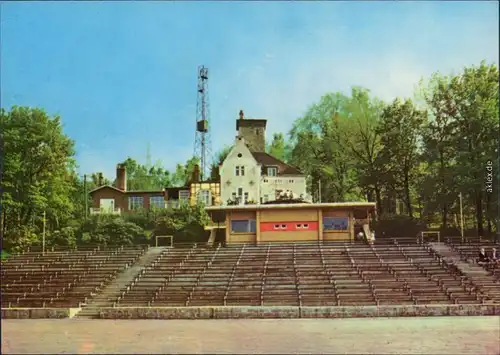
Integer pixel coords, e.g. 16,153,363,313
205,202,376,245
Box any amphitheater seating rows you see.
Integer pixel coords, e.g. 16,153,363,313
1,246,146,308
445,237,500,302
3,239,499,309
113,240,496,308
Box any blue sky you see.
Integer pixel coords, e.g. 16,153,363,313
1,1,498,179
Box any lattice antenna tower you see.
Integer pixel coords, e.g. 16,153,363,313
193,65,212,180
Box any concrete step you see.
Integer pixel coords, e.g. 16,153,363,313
75,247,168,318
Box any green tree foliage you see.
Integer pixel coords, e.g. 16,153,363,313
266,133,291,162
154,204,209,243
117,156,199,190
79,216,145,246
377,98,426,219
417,61,499,233
287,62,497,236
1,106,77,249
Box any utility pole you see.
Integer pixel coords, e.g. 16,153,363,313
84,174,88,219
459,192,464,242
318,179,322,203
42,210,46,255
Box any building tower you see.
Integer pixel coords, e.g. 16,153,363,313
193,65,212,180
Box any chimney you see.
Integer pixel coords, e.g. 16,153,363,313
98,172,103,186
192,164,200,183
116,164,127,191
213,165,220,180
239,110,244,120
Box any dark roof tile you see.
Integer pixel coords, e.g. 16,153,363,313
251,152,303,175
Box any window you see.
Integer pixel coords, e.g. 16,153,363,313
303,223,309,229
197,189,211,205
238,187,243,197
179,190,190,202
274,224,280,230
235,166,245,176
323,217,349,230
232,192,237,199
244,192,249,203
289,179,294,183
267,167,277,176
263,179,268,183
231,220,257,233
277,179,282,184
281,224,287,229
296,224,302,228
128,196,144,210
237,153,242,158
149,196,165,209
263,195,269,202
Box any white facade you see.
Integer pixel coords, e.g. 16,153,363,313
260,176,307,203
220,137,261,205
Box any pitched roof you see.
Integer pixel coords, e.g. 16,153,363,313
251,152,303,175
88,185,124,194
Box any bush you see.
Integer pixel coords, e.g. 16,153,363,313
155,204,209,244
372,214,427,239
48,227,77,248
3,225,40,252
79,217,146,246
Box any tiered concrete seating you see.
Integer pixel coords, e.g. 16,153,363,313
443,237,500,302
261,245,299,306
117,247,193,306
322,244,376,306
224,245,267,306
349,244,413,305
6,240,497,309
296,244,337,306
188,245,242,306
152,248,217,306
1,246,146,308
397,242,482,304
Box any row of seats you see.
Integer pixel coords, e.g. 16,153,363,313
115,241,493,307
445,236,500,301
1,246,146,308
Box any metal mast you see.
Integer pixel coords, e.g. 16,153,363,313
194,65,212,180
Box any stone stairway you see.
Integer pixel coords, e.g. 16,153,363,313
428,242,500,301
428,242,491,277
75,247,168,319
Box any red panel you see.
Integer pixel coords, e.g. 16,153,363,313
260,221,318,232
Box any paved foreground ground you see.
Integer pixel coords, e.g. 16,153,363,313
2,316,499,354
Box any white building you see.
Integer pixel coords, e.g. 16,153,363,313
219,111,308,205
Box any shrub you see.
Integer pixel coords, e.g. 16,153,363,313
372,214,427,239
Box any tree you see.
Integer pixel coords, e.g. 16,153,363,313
209,146,231,180
289,91,368,203
1,106,77,249
119,157,172,190
267,133,291,162
418,61,499,235
171,157,200,186
154,203,209,243
337,87,386,211
448,62,498,235
377,99,426,219
79,216,145,246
